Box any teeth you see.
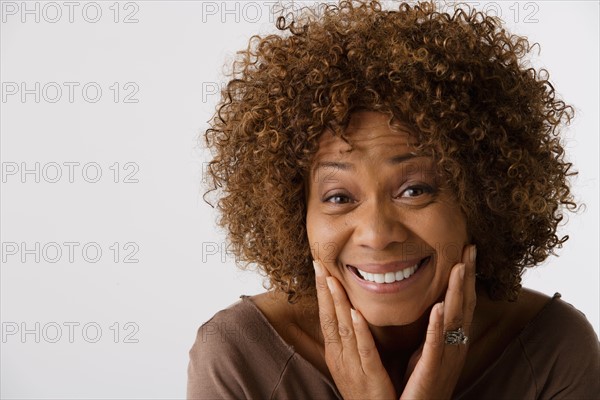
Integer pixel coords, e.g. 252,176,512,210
384,272,395,283
355,263,420,284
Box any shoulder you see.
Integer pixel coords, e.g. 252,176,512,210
460,289,599,399
186,296,295,399
518,291,600,398
486,287,597,345
519,291,598,351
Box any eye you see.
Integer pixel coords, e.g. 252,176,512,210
324,193,352,204
400,185,434,198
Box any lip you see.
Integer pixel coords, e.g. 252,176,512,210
346,256,431,294
347,257,426,274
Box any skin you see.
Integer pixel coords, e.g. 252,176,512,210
249,111,553,398
306,111,470,327
306,111,476,398
313,251,474,399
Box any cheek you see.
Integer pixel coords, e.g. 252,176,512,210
306,215,340,264
428,205,468,264
306,203,351,266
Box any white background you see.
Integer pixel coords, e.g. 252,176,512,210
1,1,598,398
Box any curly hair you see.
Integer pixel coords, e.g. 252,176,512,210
203,0,577,303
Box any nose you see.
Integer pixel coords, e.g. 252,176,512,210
349,198,410,250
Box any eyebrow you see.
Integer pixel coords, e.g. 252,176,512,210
312,153,418,179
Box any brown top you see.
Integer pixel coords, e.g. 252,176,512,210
187,293,600,399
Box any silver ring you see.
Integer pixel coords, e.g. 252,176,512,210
444,327,469,345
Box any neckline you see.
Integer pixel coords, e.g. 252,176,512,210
239,295,343,397
239,292,563,397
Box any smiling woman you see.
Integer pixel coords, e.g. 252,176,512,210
188,1,599,399
307,112,470,329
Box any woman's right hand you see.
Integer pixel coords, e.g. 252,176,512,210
313,259,397,400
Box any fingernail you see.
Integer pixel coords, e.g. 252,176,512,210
313,260,323,276
470,245,477,263
438,302,444,316
350,308,359,323
326,276,335,293
460,263,466,279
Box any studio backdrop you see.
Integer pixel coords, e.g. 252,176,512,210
1,1,598,398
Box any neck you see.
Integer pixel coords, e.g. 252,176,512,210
368,306,432,356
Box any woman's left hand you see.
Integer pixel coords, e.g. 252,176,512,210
400,244,477,399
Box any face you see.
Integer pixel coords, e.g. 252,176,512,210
306,111,469,327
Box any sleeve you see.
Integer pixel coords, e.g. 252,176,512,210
186,298,339,399
534,301,600,400
186,316,267,400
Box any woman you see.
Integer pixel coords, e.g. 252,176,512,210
188,1,599,398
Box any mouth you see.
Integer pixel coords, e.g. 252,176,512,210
346,256,431,284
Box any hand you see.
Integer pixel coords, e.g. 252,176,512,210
313,258,397,400
401,244,477,400
313,244,477,400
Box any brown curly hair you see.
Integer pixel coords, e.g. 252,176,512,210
203,0,577,303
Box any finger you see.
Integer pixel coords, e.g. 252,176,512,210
462,245,477,329
313,259,341,347
412,302,445,371
327,276,361,366
327,276,356,346
351,308,387,376
443,263,465,332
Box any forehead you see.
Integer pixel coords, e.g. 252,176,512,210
315,111,417,158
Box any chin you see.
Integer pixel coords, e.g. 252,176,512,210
354,300,427,327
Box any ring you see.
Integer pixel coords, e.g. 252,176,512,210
444,327,469,345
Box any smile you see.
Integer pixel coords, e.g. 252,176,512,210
346,256,431,285
356,263,419,283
